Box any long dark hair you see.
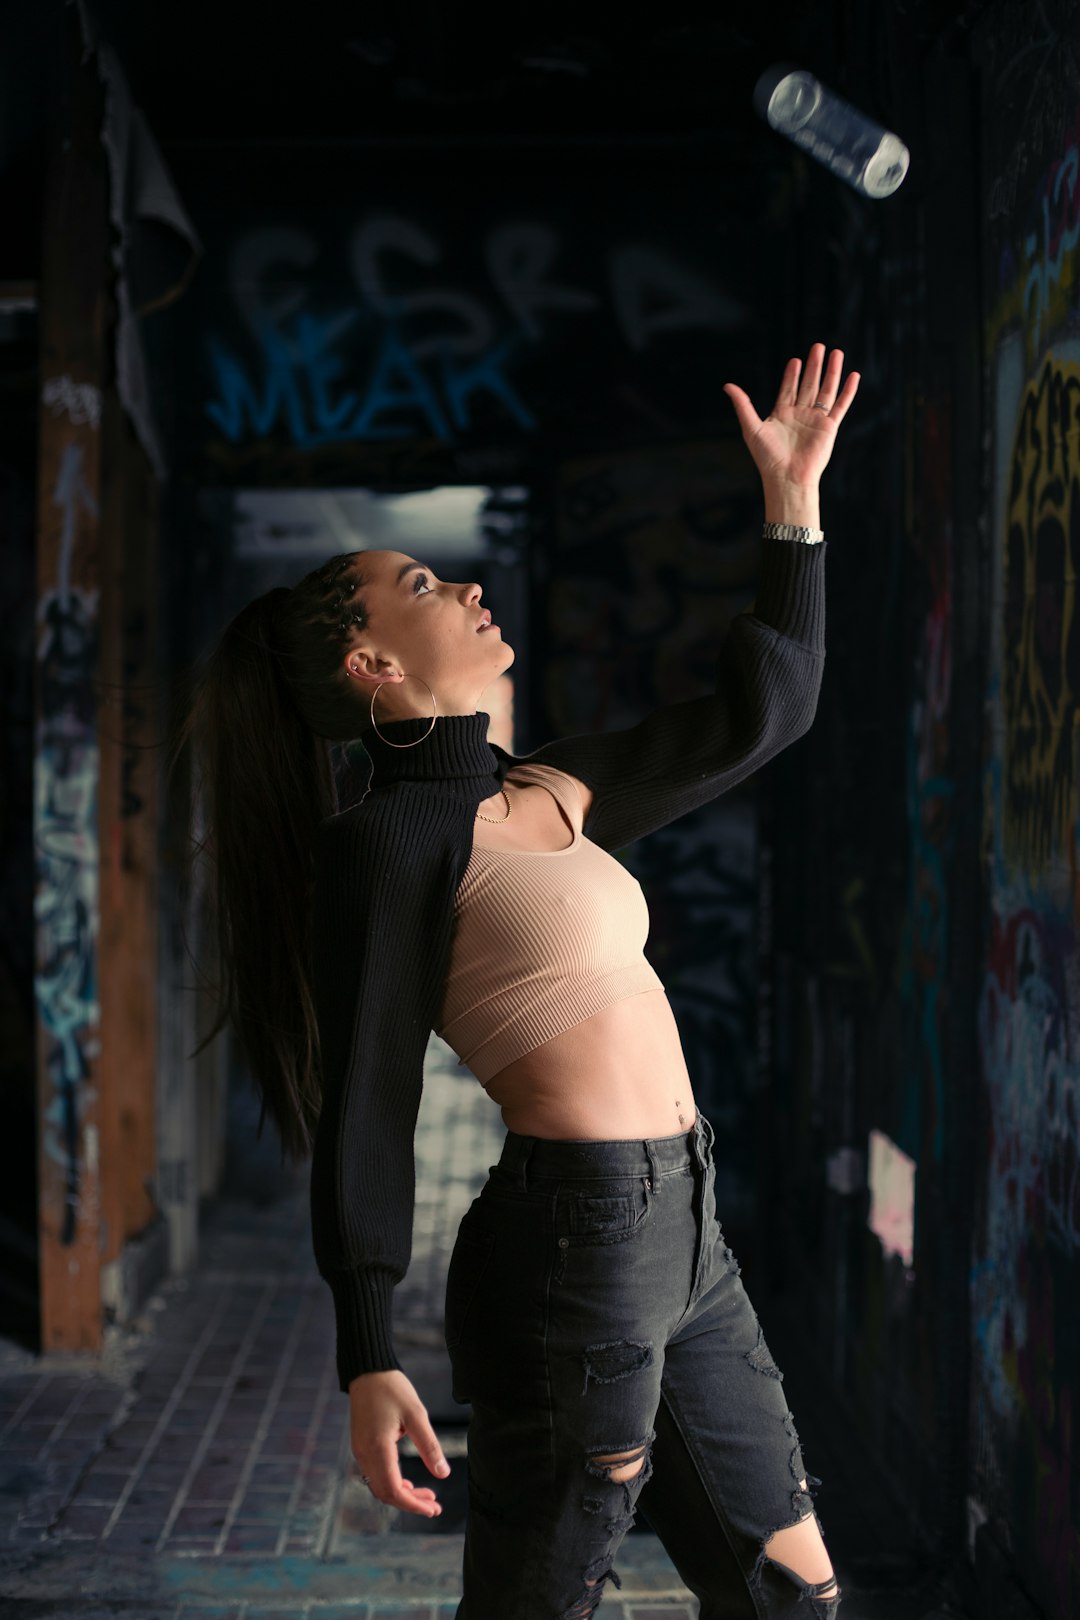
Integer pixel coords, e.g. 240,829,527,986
168,551,375,1163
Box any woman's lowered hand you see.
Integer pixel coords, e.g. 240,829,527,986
348,1369,450,1519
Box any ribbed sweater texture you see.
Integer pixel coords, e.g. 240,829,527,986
309,533,827,1391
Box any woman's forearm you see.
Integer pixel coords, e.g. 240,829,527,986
762,479,821,531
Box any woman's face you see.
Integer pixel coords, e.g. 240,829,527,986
343,549,514,722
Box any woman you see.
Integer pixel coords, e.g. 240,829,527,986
183,342,859,1619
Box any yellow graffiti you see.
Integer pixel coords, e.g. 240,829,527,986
1001,356,1080,877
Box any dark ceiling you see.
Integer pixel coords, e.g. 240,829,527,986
2,0,988,278
91,1,836,143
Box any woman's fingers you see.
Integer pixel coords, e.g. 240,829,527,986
795,341,828,408
364,1436,443,1517
828,368,861,425
729,344,841,426
784,344,858,414
781,355,802,409
724,344,860,468
722,382,762,438
346,1370,448,1521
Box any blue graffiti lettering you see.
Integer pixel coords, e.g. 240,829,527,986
440,333,535,433
204,327,304,442
298,309,360,434
348,325,450,440
203,316,534,447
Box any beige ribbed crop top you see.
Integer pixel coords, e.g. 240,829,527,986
434,762,665,1084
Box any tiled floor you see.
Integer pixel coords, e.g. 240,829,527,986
0,1606,700,1618
0,1035,975,1619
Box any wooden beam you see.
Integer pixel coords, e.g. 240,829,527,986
33,2,111,1353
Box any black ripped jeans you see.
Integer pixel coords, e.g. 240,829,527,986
444,1112,841,1620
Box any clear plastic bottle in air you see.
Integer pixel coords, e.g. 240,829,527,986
753,63,910,200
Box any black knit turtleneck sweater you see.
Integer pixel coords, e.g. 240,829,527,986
309,533,827,1391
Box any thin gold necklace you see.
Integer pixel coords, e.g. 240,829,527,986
475,785,512,824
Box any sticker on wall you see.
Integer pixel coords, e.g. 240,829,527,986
867,1127,916,1269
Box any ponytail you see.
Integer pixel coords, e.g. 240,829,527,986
168,560,369,1162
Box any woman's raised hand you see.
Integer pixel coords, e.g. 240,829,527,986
348,1368,451,1518
723,342,860,490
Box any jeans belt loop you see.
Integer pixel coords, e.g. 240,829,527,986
644,1138,661,1194
518,1137,535,1192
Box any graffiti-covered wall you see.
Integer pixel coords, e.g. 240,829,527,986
759,3,1080,1614
152,144,792,488
970,6,1080,1615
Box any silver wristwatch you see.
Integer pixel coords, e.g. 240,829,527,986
761,521,825,544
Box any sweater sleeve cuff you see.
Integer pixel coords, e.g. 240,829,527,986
748,533,827,654
325,1266,405,1392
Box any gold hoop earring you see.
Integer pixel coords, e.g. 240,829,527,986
351,668,438,747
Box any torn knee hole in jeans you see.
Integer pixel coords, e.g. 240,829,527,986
764,1555,842,1611
750,1474,841,1608
585,1442,649,1485
584,1429,656,1509
585,1437,655,1522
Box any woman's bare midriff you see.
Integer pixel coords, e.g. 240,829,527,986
481,989,697,1141
469,767,698,1142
